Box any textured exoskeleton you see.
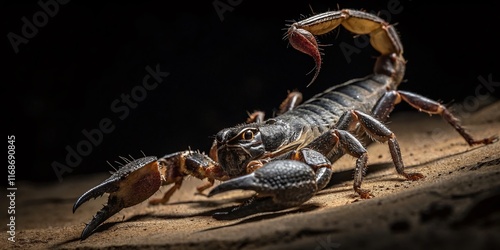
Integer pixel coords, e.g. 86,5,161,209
73,8,497,240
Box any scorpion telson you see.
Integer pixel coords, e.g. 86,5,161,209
73,9,498,240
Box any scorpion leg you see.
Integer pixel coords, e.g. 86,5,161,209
246,90,303,122
305,109,424,198
292,147,334,191
208,159,318,219
374,90,498,146
150,151,227,204
246,111,265,123
307,127,372,198
347,110,425,181
277,90,303,115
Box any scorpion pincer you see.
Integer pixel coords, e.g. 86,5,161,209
73,9,498,240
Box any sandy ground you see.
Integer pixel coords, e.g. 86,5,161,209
3,101,500,250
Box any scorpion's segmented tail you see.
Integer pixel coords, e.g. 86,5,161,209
286,9,404,86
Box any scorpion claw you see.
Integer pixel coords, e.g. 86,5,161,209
80,203,121,240
74,156,164,239
208,160,318,219
207,173,259,197
73,178,119,213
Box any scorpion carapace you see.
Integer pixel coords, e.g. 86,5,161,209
73,8,498,240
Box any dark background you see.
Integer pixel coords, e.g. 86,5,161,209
3,1,499,183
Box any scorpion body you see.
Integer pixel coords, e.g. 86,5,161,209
266,73,397,149
73,9,497,240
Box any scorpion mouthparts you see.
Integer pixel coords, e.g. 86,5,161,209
208,173,258,197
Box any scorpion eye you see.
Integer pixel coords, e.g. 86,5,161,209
241,130,254,140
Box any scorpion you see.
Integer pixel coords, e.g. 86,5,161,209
73,9,497,240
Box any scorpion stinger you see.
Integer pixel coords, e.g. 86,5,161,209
74,8,497,240
286,9,403,86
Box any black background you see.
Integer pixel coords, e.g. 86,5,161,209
3,1,499,183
